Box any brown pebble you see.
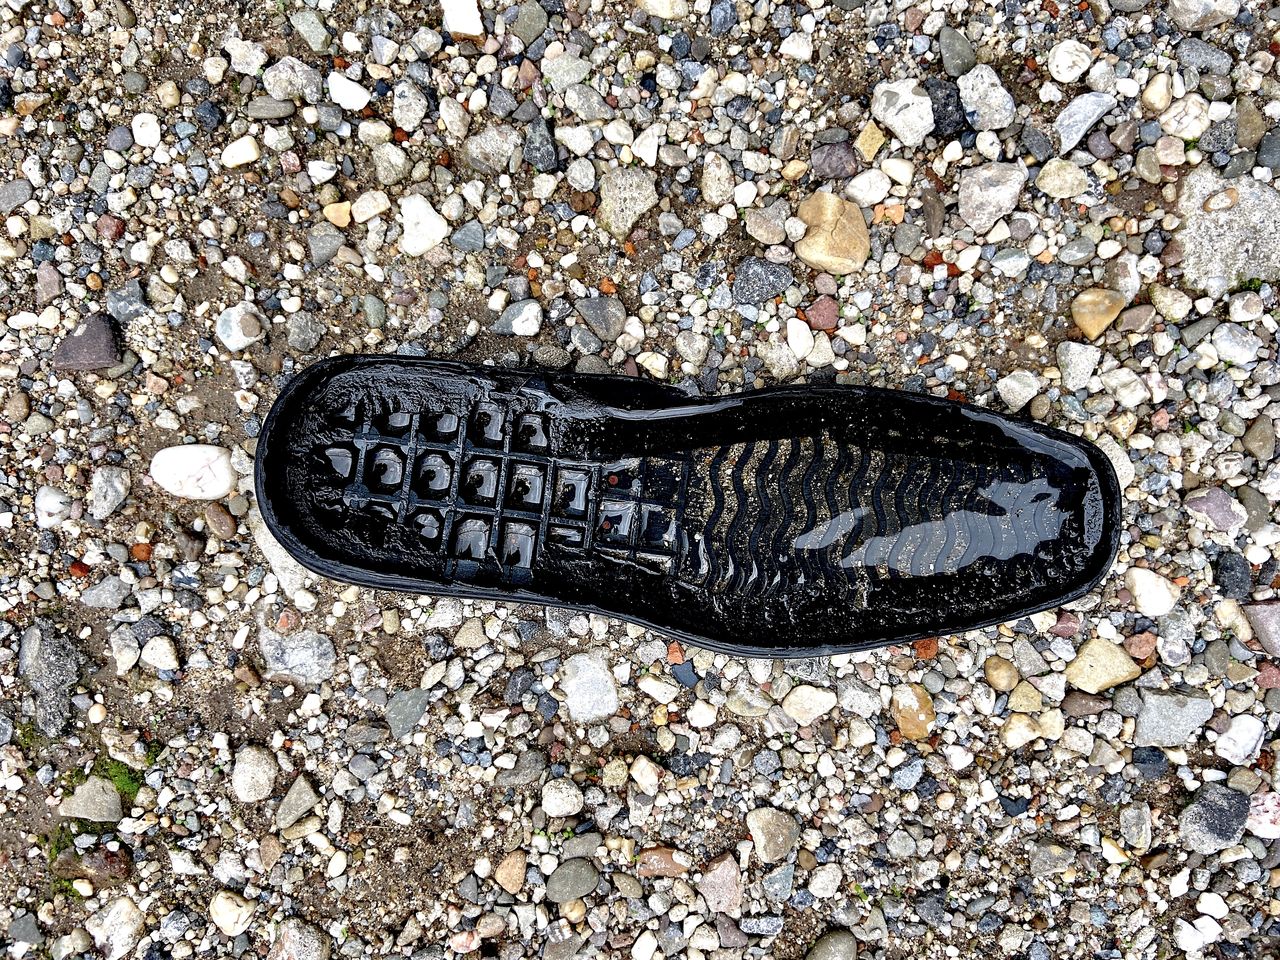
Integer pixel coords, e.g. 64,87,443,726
204,502,237,539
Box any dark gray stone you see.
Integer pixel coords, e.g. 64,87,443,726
1177,38,1232,74
19,620,84,736
245,97,296,120
523,118,558,172
810,141,858,179
386,688,431,739
1179,783,1248,854
732,258,794,305
286,313,325,352
938,26,976,78
925,78,965,140
573,296,626,340
545,858,599,903
450,220,485,252
0,178,32,215
308,223,344,266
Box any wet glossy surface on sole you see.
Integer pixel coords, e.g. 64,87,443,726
255,357,1122,657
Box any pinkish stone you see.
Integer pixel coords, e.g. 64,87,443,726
805,296,840,332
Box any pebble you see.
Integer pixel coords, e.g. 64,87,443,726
957,65,1015,131
781,684,837,725
1064,638,1140,694
697,854,742,914
937,26,976,78
89,466,130,521
398,194,449,256
231,745,277,802
794,193,869,275
1054,92,1116,154
150,445,236,500
871,79,935,148
1134,689,1214,747
745,807,800,864
545,859,598,903
541,778,584,818
215,302,265,352
130,113,161,149
1070,288,1125,340
220,135,260,169
259,628,335,687
59,776,123,822
327,73,371,111
1036,159,1088,199
1124,568,1180,617
1047,40,1093,83
890,684,935,741
560,653,617,723
208,891,255,937
597,168,658,239
53,314,120,371
268,920,330,960
1179,784,1248,854
959,164,1025,235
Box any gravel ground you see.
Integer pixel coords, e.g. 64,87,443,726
3,0,1280,957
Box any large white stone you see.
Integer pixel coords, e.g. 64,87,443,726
1046,40,1093,83
220,135,260,169
1214,714,1265,766
86,898,145,960
398,194,449,256
870,79,934,148
150,445,236,500
442,0,484,35
1125,568,1180,617
326,72,371,111
131,113,161,149
636,0,688,18
209,891,255,937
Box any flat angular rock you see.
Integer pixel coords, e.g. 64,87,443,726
53,314,120,371
574,297,626,340
746,807,799,863
259,628,335,687
560,652,618,722
1055,92,1116,154
262,56,323,103
733,257,795,303
1134,689,1213,747
958,163,1026,233
597,167,658,239
276,775,321,830
1064,637,1140,694
871,79,934,148
1179,783,1248,853
1168,0,1239,31
59,776,123,822
106,280,147,324
0,178,33,215
386,688,430,739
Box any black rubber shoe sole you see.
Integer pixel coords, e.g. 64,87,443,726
254,357,1121,657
